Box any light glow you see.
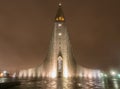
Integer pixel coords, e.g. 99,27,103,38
118,74,120,78
63,65,69,78
110,70,117,76
88,73,92,79
64,71,68,78
79,73,83,77
0,73,3,77
3,71,7,74
58,23,62,27
58,33,62,36
51,71,57,78
59,3,62,6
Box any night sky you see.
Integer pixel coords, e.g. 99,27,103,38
0,0,120,72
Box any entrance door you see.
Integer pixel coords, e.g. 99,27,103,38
57,56,63,78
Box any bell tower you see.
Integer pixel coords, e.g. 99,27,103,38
42,3,76,78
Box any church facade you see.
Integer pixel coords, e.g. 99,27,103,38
41,3,76,78
18,4,102,80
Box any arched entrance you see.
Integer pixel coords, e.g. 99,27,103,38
57,56,63,78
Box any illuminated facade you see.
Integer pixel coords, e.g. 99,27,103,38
42,3,76,78
18,3,103,80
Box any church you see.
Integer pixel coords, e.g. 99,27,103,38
41,3,76,78
18,3,102,80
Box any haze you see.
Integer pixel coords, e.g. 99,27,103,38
0,0,120,72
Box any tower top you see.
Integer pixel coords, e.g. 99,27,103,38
55,3,65,22
58,2,62,6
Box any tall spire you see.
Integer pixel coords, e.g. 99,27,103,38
41,2,76,78
55,3,65,22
